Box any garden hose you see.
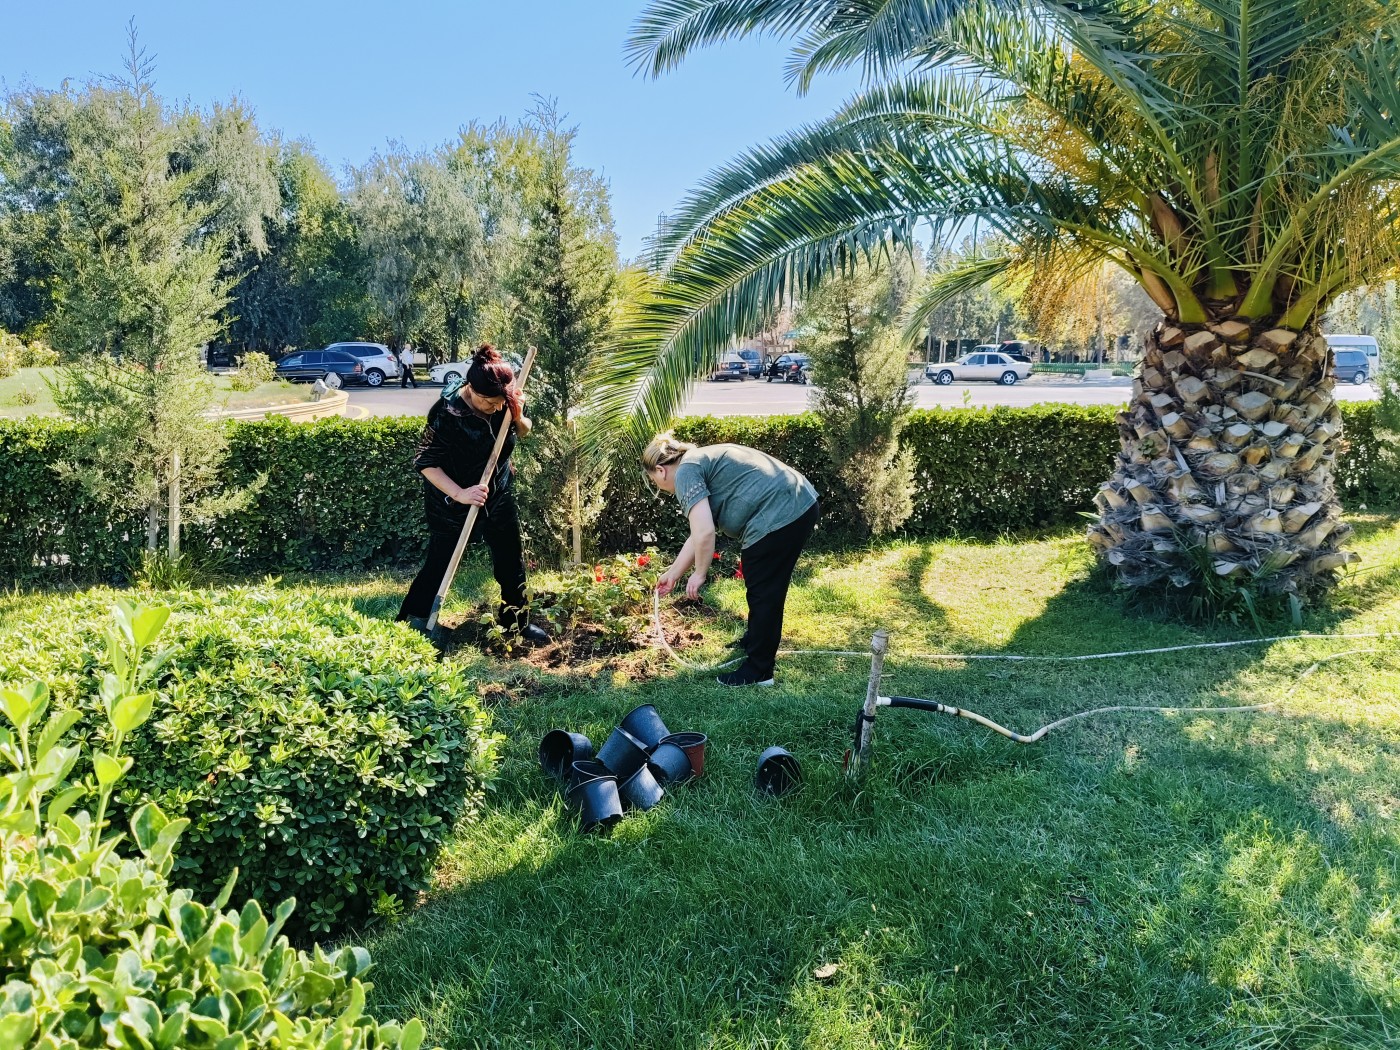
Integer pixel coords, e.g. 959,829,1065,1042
855,646,1386,755
651,589,1395,757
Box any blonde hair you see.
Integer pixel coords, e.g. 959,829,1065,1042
641,431,696,471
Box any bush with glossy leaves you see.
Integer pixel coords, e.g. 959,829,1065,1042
0,600,432,1049
0,587,500,938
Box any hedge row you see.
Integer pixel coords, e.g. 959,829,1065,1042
1,403,1385,582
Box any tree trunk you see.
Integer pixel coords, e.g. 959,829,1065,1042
1087,318,1358,597
168,451,181,559
146,501,160,552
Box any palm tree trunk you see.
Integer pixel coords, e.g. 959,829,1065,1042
1087,318,1358,597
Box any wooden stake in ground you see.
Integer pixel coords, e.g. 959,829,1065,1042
850,628,889,777
425,346,538,633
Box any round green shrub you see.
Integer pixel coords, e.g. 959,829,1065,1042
0,585,501,937
18,337,59,368
230,350,277,391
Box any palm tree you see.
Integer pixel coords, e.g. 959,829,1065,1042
594,0,1400,601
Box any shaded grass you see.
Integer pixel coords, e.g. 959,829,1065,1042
3,523,1398,1048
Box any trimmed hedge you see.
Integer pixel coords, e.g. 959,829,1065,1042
0,586,501,938
0,403,1385,582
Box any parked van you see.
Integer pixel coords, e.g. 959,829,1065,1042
1325,334,1380,374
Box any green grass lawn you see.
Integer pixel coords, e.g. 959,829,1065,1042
0,366,312,417
3,522,1397,1048
355,522,1399,1049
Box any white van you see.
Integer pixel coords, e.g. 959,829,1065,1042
1325,334,1380,373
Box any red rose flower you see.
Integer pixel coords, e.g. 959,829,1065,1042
637,555,651,567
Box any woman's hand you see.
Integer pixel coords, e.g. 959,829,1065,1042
685,568,708,600
453,484,489,506
656,565,683,597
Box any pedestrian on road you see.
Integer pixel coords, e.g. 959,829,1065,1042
642,432,819,687
397,344,548,647
399,343,417,388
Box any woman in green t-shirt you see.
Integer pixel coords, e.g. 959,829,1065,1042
642,432,819,686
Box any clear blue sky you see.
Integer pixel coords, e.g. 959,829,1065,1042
1,1,860,260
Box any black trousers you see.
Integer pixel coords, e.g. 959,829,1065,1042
398,496,528,626
737,501,819,679
399,364,417,388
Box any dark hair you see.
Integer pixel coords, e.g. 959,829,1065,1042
464,344,521,417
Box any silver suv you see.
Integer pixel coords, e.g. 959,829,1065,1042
324,342,400,387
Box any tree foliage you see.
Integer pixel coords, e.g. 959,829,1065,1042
224,143,372,354
797,254,916,536
349,126,524,360
511,100,621,562
26,39,240,552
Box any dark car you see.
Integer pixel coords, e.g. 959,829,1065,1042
736,348,764,377
1330,349,1370,385
765,353,811,382
998,340,1033,363
274,349,367,385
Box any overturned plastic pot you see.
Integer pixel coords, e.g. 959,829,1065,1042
597,727,650,779
620,704,672,749
539,730,594,780
661,732,708,778
618,765,666,812
566,774,624,834
568,760,612,792
648,741,693,786
755,746,803,797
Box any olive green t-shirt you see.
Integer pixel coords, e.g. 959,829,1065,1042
672,444,817,548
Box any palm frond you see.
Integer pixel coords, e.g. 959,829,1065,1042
902,253,1014,344
626,0,850,78
650,75,1005,269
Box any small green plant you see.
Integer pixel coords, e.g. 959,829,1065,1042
126,544,230,589
538,551,661,644
13,386,38,406
229,350,277,391
126,543,229,593
0,600,429,1049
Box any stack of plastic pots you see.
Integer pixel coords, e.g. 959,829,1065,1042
539,704,708,834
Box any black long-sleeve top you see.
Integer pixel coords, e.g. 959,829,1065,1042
413,396,517,533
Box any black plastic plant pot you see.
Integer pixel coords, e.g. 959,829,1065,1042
661,732,708,778
755,746,803,797
596,727,650,779
567,775,623,834
618,765,666,811
619,704,672,749
539,730,594,780
568,760,612,792
648,742,693,786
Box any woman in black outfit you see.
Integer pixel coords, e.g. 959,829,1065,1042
397,344,549,645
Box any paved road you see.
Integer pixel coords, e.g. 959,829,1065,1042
343,375,1378,419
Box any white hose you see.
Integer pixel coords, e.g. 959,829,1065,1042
877,646,1387,744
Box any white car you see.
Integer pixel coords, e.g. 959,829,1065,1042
927,351,1033,386
430,360,469,385
323,342,400,387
